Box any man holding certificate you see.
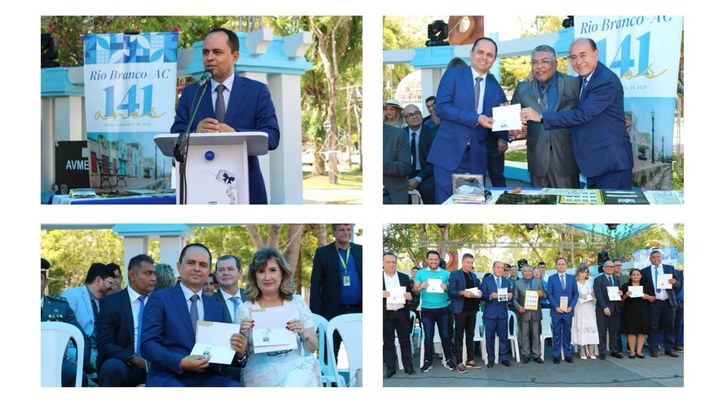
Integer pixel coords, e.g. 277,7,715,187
413,250,455,372
512,265,546,364
593,261,624,359
382,253,415,378
640,250,680,358
547,257,579,364
480,261,513,367
448,253,483,372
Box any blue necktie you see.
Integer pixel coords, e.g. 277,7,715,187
190,294,200,332
560,274,566,290
136,295,146,355
230,296,241,319
655,266,661,293
540,83,550,111
579,77,588,99
608,275,614,287
496,277,501,289
474,76,483,113
410,132,417,171
215,84,226,122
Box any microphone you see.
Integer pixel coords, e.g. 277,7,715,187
197,70,213,87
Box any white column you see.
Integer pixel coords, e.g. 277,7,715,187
41,98,55,192
240,71,272,200
421,68,443,115
159,236,184,271
267,73,303,204
123,237,149,284
53,96,85,142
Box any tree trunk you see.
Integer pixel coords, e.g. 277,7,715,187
314,224,328,247
245,225,265,250
268,224,281,248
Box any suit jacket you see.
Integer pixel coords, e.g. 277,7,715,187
640,264,679,307
60,285,95,340
480,275,511,320
404,125,435,183
97,288,138,371
139,284,231,386
170,75,280,204
511,72,580,178
310,242,364,320
428,68,508,174
542,62,633,178
593,273,623,314
42,294,92,370
547,273,579,318
383,124,412,204
212,288,247,324
448,269,482,315
383,271,413,311
512,278,547,321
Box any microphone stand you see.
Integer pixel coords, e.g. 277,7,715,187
174,78,211,205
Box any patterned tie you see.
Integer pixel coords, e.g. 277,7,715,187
654,266,661,294
579,77,588,99
560,274,566,290
136,295,146,355
540,83,550,112
230,296,241,319
189,294,200,332
215,84,226,122
410,132,417,171
474,76,483,113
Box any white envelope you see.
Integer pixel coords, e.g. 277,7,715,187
251,306,298,354
190,320,240,364
427,278,443,293
465,287,482,298
657,273,673,289
492,103,522,131
388,286,406,305
629,286,644,298
607,286,622,301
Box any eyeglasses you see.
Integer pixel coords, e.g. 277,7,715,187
531,59,553,67
404,111,421,118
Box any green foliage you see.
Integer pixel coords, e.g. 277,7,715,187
41,229,124,295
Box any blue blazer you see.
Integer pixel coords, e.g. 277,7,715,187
480,275,511,320
542,62,632,178
428,68,508,174
140,284,230,386
448,269,481,315
60,285,95,340
97,288,137,370
640,264,679,307
170,75,280,204
547,273,579,318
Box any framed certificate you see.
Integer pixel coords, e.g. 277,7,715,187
559,296,569,310
497,288,508,302
524,290,539,310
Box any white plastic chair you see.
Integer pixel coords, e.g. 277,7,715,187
394,310,416,370
310,313,336,387
41,321,84,387
409,189,423,204
491,310,521,363
540,313,554,359
326,313,362,387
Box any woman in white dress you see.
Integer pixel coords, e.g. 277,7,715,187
236,247,322,387
571,263,599,360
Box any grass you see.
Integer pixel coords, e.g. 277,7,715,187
303,168,362,189
506,150,527,162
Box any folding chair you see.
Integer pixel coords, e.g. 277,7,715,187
326,313,362,387
41,321,84,387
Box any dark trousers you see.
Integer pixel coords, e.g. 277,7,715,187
596,308,622,353
99,358,147,387
453,309,477,364
674,300,684,346
383,308,413,371
486,138,506,187
552,314,573,358
586,168,633,190
153,372,241,387
485,316,509,362
649,299,676,352
421,307,452,363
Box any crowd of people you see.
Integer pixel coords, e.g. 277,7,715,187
383,36,636,204
382,250,683,378
41,224,363,387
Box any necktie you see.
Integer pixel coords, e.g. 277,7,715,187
654,266,661,293
230,296,241,319
92,299,100,337
608,275,614,287
136,295,146,355
540,83,550,112
579,77,588,98
496,277,501,289
474,76,483,113
189,294,200,332
410,132,417,171
560,274,566,290
215,84,226,122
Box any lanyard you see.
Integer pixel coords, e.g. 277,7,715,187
338,246,350,272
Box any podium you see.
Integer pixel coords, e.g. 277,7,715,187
154,132,268,204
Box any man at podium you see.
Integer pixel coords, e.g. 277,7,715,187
171,27,280,204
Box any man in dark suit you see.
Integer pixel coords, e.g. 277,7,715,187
97,254,156,387
140,243,245,387
382,253,415,378
428,37,509,203
640,250,680,358
383,124,411,204
511,45,581,188
547,257,579,364
448,253,482,372
593,260,624,360
212,255,247,324
522,38,633,189
402,104,435,204
512,265,547,364
41,258,90,387
480,261,512,367
170,28,280,204
310,224,363,362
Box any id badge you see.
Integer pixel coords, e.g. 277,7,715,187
343,274,351,286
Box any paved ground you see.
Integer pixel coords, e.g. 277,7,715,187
383,341,683,387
